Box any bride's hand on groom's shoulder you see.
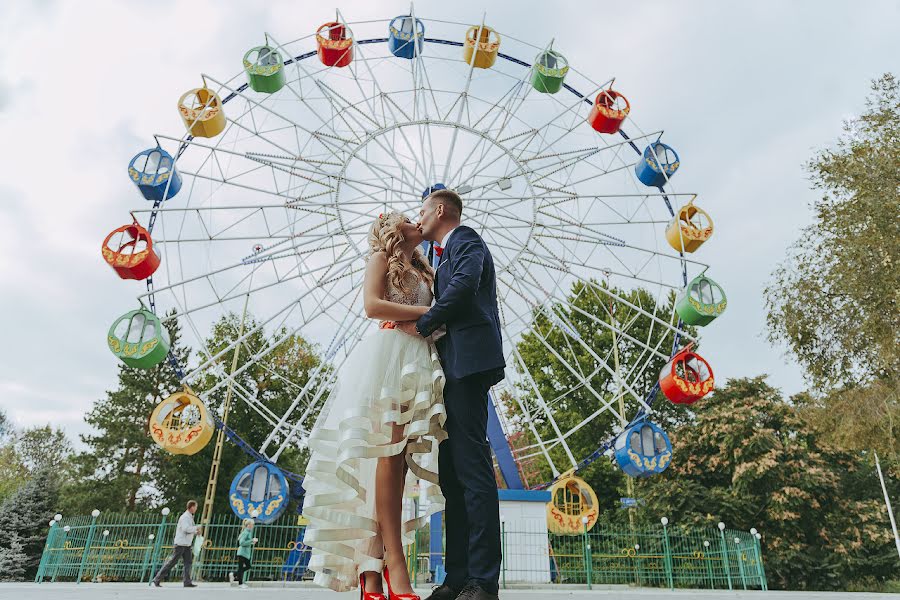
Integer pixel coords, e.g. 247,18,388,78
394,321,418,336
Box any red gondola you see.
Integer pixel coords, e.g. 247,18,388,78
316,22,353,68
659,344,714,405
588,90,630,134
101,222,160,281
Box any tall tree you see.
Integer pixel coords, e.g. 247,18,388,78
0,467,60,580
511,279,693,499
638,377,896,590
16,425,72,475
766,73,900,461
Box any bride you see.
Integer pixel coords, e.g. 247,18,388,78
302,212,446,600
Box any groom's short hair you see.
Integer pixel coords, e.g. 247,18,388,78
430,189,463,218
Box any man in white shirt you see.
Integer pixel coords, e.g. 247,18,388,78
153,500,202,587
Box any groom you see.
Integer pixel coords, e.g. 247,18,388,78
397,188,505,600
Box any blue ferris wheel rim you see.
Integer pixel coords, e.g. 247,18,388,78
142,35,689,484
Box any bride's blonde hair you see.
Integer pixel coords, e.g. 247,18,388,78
368,212,434,293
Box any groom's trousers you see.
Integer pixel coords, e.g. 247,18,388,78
438,372,501,594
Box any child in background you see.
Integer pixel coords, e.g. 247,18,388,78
228,518,256,588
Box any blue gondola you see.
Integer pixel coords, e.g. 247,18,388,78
388,15,425,59
229,461,290,524
128,148,182,201
613,420,673,477
634,142,680,188
422,182,447,198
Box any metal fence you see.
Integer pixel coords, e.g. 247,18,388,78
36,512,766,590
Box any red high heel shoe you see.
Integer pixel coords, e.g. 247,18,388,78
384,566,420,600
360,573,387,600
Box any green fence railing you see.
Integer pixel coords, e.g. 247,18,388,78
37,511,766,591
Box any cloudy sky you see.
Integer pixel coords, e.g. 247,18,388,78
1,0,897,443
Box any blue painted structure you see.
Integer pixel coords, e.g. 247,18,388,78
613,420,673,477
229,461,290,524
635,142,680,188
388,16,424,59
128,148,182,201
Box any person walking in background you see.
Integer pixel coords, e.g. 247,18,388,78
152,500,202,588
229,518,257,588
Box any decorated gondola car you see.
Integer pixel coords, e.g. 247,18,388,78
316,21,353,67
635,142,679,187
659,345,714,404
665,199,713,253
388,15,424,59
531,49,568,94
588,89,630,134
128,148,182,201
243,45,286,93
177,87,226,138
229,461,290,524
463,25,500,69
676,274,727,326
102,222,160,281
107,309,170,369
613,420,673,477
149,390,215,456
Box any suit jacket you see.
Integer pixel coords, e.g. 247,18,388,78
416,226,505,383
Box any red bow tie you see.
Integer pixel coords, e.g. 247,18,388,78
434,245,444,257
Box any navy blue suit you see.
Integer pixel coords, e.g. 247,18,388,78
416,225,504,593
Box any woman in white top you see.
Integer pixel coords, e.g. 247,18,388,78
302,212,446,600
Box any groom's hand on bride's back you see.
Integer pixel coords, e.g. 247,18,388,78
394,321,418,336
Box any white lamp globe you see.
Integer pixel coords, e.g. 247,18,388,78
634,544,640,551
755,533,762,540
161,507,171,516
49,521,55,527
750,528,758,536
660,517,669,526
703,540,710,548
91,509,100,518
717,522,725,531
54,513,63,522
103,530,110,537
734,537,740,544
581,516,589,525
149,534,155,540
63,526,71,532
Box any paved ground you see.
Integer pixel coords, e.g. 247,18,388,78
3,583,897,599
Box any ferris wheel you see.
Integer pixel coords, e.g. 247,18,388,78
102,10,725,528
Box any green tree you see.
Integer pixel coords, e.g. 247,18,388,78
511,279,693,500
638,377,896,590
16,425,72,476
0,467,60,580
766,73,900,463
0,531,27,582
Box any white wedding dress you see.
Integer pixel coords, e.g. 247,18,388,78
302,271,447,592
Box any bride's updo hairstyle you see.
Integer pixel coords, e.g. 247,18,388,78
368,211,434,293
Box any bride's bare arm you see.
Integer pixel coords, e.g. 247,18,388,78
363,252,430,321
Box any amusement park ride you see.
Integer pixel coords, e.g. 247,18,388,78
102,9,725,576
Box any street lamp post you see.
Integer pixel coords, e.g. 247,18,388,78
660,517,673,590
717,522,732,591
734,537,747,590
76,509,100,584
702,540,714,588
149,507,170,585
582,516,592,590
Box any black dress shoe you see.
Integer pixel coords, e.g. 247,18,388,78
184,583,198,587
424,584,458,600
152,581,161,587
456,584,498,600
